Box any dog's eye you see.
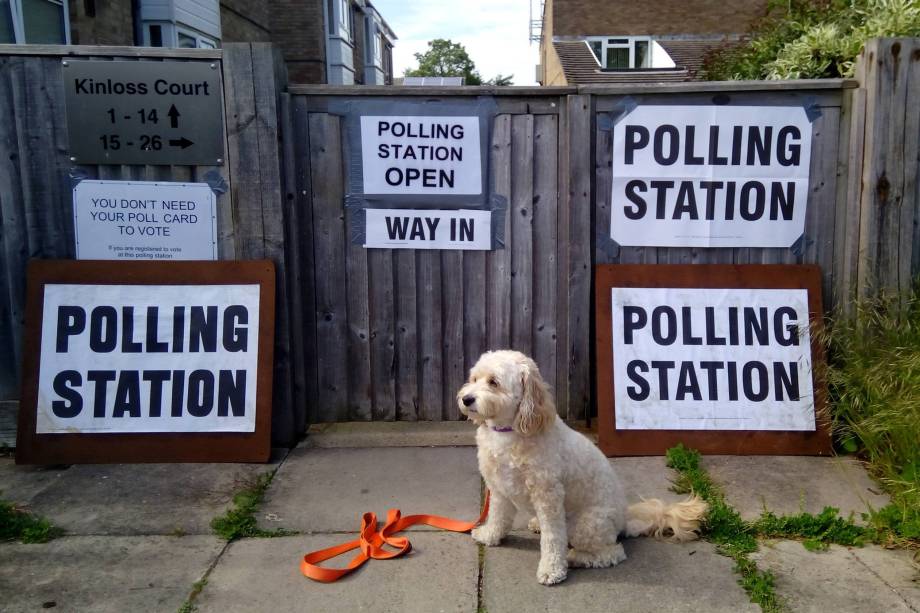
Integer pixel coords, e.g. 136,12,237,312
488,378,499,387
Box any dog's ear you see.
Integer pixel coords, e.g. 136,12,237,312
514,359,556,436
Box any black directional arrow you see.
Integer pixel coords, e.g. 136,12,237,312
169,137,194,149
167,104,181,128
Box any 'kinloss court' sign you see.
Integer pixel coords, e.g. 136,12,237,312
611,105,813,248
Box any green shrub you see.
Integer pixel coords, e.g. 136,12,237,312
704,0,920,80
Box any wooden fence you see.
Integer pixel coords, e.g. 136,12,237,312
1,39,918,446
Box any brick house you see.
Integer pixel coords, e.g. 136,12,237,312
0,0,396,84
536,0,768,85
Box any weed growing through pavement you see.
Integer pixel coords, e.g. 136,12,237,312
666,444,782,612
0,499,63,544
210,472,296,541
820,289,920,548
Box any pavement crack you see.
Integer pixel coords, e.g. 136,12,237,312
849,549,919,612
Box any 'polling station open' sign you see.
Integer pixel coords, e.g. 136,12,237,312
610,105,814,248
595,264,831,456
16,260,275,464
361,116,483,196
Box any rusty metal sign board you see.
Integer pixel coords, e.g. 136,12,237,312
62,59,225,166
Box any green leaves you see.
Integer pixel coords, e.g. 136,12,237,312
0,499,63,544
704,0,920,80
405,39,483,85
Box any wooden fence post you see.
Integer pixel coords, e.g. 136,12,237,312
222,43,298,446
854,38,920,301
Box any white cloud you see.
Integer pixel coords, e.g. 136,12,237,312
373,0,540,85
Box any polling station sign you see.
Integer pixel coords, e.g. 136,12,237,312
73,180,217,260
610,105,813,248
16,260,275,464
595,264,830,456
364,208,491,250
361,116,483,196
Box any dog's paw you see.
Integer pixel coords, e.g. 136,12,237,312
536,557,568,585
527,517,541,533
471,526,503,547
567,543,627,568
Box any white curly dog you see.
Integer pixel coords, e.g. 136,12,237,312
457,350,708,585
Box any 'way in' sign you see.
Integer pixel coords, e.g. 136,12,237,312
364,208,492,251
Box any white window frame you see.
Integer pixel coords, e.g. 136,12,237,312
176,25,218,49
3,0,71,45
141,22,217,49
585,35,652,70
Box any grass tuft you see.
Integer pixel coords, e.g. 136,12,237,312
820,288,920,548
0,499,63,544
210,472,295,541
753,507,867,550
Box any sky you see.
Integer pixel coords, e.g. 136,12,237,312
371,1,540,86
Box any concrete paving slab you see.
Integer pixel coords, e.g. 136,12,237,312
0,458,69,503
305,420,477,447
849,545,920,609
259,446,481,533
482,533,759,613
0,452,285,536
196,532,478,613
751,540,920,612
702,456,889,522
0,535,223,613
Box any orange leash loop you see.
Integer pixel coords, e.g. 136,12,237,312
301,491,491,583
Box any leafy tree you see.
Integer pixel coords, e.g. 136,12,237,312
487,74,514,86
704,0,920,80
405,39,483,85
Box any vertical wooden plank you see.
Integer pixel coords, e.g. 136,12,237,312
900,40,920,295
369,247,396,421
594,117,614,265
462,242,487,389
857,39,910,297
394,249,418,420
566,94,592,420
223,44,265,261
487,115,513,354
834,87,864,315
555,98,571,418
341,134,372,422
532,113,558,395
280,92,308,434
804,107,841,308
293,96,320,424
417,248,443,421
309,112,349,422
488,115,512,350
0,56,27,399
441,248,464,420
510,114,535,355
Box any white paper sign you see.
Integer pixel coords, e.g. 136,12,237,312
611,105,813,247
364,208,491,250
611,287,815,431
36,284,260,434
360,116,482,195
73,180,217,260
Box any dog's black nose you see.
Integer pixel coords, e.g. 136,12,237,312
462,395,475,406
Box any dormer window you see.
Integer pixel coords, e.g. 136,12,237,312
586,36,653,69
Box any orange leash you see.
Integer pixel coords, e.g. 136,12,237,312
300,491,490,583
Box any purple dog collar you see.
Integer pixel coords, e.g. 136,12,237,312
491,426,514,433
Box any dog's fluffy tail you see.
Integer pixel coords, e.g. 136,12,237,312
624,495,708,542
